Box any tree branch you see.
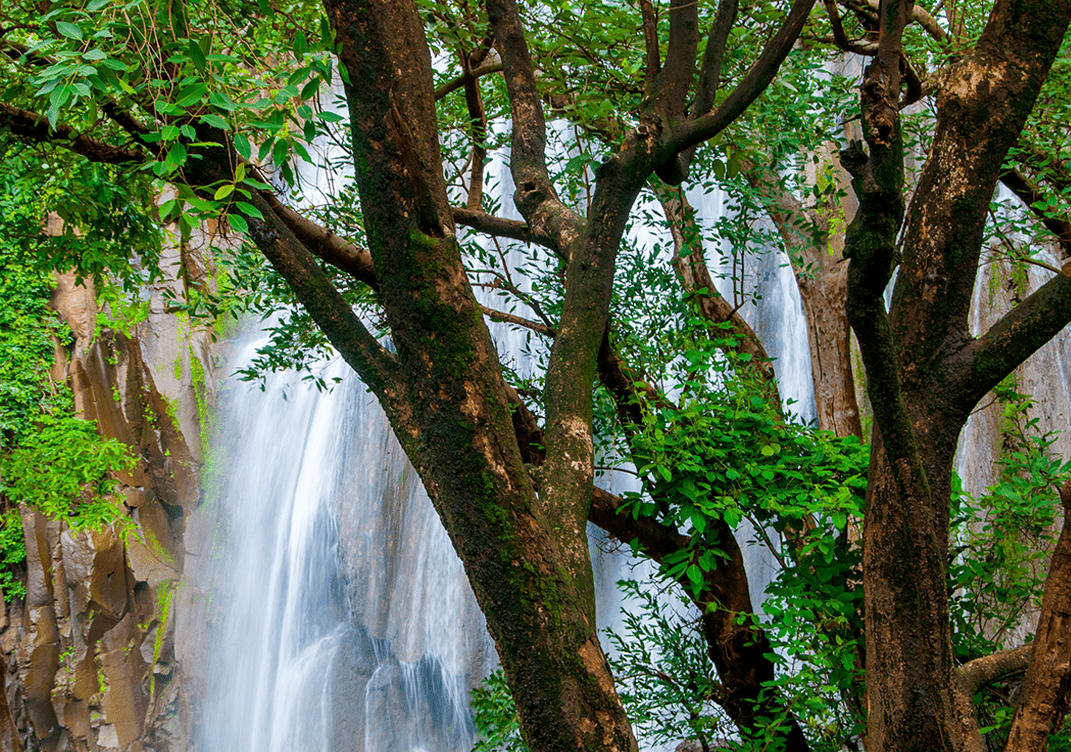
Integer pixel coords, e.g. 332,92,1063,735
1005,480,1071,751
957,644,1032,697
653,185,782,408
243,189,405,405
434,61,503,100
0,103,147,164
451,206,539,245
588,486,811,751
1000,166,1071,255
894,1,1071,387
646,0,699,119
639,0,660,86
481,305,555,336
485,0,584,253
503,321,808,748
462,64,489,211
259,193,378,287
823,0,878,55
691,0,740,117
857,0,947,43
669,0,816,158
951,270,1071,414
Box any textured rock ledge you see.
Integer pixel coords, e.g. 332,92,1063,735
1,235,219,752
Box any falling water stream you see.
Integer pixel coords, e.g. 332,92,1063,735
188,341,501,752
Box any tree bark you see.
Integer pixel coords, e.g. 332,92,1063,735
745,160,862,438
847,2,1071,751
321,1,638,749
1004,480,1071,752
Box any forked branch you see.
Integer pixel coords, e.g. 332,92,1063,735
691,0,740,117
670,0,816,161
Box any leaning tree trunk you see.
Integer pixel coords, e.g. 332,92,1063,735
303,1,642,750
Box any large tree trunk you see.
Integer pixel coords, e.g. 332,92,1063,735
845,2,1071,751
863,429,978,752
310,2,640,750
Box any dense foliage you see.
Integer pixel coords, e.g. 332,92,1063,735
0,147,139,597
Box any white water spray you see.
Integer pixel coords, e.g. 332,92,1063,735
186,339,496,752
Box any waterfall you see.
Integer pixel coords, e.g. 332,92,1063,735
184,270,806,752
185,339,497,752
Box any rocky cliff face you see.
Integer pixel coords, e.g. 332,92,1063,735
0,236,221,752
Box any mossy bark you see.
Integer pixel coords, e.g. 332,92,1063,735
317,1,639,749
845,3,1071,752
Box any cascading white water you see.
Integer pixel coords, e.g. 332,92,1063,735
187,338,497,752
187,342,350,752
187,267,810,752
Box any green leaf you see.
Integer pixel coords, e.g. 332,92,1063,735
207,91,238,112
176,83,208,108
188,39,207,71
56,21,84,40
186,196,216,214
228,213,249,233
46,84,71,128
234,133,252,160
300,79,321,101
291,140,312,163
158,198,177,220
214,184,234,200
155,100,184,116
86,0,110,9
199,113,230,131
272,139,289,168
233,201,263,219
723,507,741,528
319,14,332,46
164,142,187,169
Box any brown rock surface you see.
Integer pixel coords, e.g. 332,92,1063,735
1,258,218,752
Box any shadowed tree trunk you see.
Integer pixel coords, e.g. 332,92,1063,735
1004,480,1071,751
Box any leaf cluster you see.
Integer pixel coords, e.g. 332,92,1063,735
0,148,137,599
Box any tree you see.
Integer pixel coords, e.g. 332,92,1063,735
1,1,1070,752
